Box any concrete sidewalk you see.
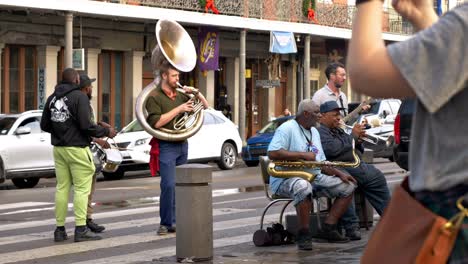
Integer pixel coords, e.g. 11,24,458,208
150,226,375,264
210,229,373,264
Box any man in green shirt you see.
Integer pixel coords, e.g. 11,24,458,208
146,60,209,235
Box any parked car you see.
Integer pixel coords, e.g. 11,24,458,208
393,99,415,171
348,99,401,126
347,99,401,160
0,110,55,188
105,108,243,180
242,115,295,167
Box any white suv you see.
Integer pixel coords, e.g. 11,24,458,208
104,109,243,180
0,110,55,188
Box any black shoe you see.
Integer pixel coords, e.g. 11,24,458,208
157,225,176,235
74,227,102,242
87,219,105,233
54,227,68,242
296,229,313,251
345,227,362,241
315,224,350,243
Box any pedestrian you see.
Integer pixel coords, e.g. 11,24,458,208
40,68,117,242
79,73,112,233
268,99,357,250
318,100,391,240
283,108,292,116
347,1,467,262
146,59,209,235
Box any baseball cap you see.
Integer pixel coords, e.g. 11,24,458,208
320,101,345,113
79,74,96,89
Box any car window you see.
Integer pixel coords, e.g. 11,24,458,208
348,103,360,114
121,120,144,133
388,101,401,114
364,102,380,115
0,117,17,135
203,112,216,125
19,117,42,134
380,101,392,116
258,117,292,133
212,114,225,124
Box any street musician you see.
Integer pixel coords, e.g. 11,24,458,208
318,101,390,240
267,99,356,250
145,59,209,235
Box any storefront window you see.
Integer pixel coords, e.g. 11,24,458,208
1,45,37,113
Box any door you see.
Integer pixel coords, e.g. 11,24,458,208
7,116,53,171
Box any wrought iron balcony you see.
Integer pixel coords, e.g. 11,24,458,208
94,0,413,35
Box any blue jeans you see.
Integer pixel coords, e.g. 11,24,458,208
340,162,391,230
159,140,188,227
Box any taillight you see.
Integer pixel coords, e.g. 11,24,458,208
394,114,401,145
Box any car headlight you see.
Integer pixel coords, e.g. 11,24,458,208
135,138,151,146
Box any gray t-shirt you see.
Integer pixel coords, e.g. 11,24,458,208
312,84,348,116
387,4,468,192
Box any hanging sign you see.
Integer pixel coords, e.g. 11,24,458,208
73,48,85,71
38,67,46,110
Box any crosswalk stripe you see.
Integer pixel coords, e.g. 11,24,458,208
0,212,278,263
0,208,262,246
0,195,262,232
73,234,253,264
0,202,53,211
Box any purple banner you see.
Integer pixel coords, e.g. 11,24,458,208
197,27,219,72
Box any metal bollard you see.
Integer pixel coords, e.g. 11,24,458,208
175,164,213,262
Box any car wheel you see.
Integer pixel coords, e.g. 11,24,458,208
102,168,125,181
244,160,259,167
12,178,40,189
217,142,237,170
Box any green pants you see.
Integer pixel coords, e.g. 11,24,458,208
53,146,95,226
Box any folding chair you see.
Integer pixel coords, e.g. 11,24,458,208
253,156,324,246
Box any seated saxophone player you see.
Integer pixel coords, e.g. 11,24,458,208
145,60,209,236
267,99,357,251
317,101,391,240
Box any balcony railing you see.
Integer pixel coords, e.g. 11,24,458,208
94,0,413,35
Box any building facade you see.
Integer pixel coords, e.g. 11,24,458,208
1,0,456,140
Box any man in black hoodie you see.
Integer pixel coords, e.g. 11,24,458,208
41,68,117,242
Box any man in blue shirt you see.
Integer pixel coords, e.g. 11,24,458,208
268,99,356,250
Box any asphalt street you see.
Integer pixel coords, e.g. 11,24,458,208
0,159,407,264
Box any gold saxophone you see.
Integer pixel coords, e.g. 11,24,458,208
267,142,361,182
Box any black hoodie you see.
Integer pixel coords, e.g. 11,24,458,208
40,81,109,147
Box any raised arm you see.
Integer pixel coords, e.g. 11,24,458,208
347,0,438,98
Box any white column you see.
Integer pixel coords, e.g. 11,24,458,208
287,58,297,114
225,57,239,125
36,46,61,109
125,50,145,123
197,70,215,108
86,48,101,116
0,43,4,112
64,13,73,68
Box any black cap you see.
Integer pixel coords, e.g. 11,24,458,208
320,101,345,113
79,74,96,89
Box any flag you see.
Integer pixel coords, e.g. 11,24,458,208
197,27,220,72
269,31,297,54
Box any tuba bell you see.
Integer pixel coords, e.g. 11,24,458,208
135,19,204,141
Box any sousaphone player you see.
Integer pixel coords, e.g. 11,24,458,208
138,20,209,235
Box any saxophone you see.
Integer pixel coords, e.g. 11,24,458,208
267,141,361,182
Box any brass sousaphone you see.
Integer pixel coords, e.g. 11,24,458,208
135,20,203,141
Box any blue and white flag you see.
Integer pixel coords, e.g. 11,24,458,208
269,31,297,54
